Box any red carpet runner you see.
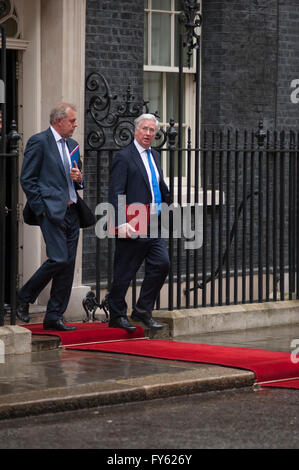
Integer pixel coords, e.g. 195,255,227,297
25,321,145,345
25,323,299,389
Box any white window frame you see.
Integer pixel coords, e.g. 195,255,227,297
144,0,198,193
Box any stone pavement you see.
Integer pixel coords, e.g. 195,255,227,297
0,307,298,420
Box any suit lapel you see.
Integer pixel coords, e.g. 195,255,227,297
151,149,163,182
45,128,66,180
131,143,152,194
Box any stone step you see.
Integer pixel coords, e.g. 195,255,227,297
31,334,61,352
153,300,299,337
0,325,32,356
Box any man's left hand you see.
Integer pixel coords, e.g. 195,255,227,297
70,161,83,184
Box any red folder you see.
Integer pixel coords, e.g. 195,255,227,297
109,204,150,237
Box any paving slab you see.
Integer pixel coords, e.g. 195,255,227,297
0,348,254,420
1,315,298,420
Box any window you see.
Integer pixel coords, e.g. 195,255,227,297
0,0,20,38
144,0,197,186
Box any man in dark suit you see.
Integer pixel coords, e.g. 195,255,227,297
108,114,171,332
17,103,83,331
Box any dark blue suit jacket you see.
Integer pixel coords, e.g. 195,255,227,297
21,127,82,225
108,141,171,226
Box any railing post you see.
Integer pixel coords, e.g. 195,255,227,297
255,119,266,148
0,25,6,326
7,120,21,325
0,147,5,325
255,120,265,302
279,130,286,300
166,118,177,311
289,130,296,298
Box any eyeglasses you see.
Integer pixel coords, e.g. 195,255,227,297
140,126,156,134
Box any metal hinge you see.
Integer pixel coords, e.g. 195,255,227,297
16,61,21,80
16,274,22,290
16,203,22,222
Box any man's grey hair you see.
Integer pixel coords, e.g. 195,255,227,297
50,103,77,124
134,113,160,132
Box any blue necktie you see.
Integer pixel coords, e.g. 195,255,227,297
61,139,77,203
146,149,162,215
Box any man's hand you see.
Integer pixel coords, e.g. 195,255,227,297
70,161,82,184
118,223,137,238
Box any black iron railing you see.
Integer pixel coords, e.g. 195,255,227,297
82,1,299,315
84,120,299,313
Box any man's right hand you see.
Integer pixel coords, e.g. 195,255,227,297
118,223,137,238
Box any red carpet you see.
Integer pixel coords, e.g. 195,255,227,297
25,323,299,389
24,322,145,346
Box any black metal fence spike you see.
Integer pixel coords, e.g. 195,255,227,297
7,120,21,153
167,118,177,149
256,119,266,147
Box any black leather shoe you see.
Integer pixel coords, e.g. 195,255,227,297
43,319,77,331
131,308,164,330
109,316,137,332
16,303,30,323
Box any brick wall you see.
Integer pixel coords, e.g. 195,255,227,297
276,0,299,129
201,0,299,132
199,0,298,305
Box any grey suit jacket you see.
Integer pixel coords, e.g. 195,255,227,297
21,127,82,225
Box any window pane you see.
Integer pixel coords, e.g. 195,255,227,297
3,17,18,38
152,0,171,10
144,12,148,64
166,73,185,123
144,72,163,118
175,0,181,10
144,0,148,8
151,13,171,66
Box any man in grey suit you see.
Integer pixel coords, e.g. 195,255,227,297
17,103,83,331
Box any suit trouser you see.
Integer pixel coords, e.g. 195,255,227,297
108,236,170,319
18,205,80,321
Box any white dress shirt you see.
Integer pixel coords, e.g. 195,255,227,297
50,125,72,167
50,126,83,200
134,139,160,215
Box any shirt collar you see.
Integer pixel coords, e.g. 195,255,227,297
50,125,64,143
134,139,151,155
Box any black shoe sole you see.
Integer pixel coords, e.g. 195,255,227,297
109,326,137,332
109,323,137,332
131,315,164,330
43,325,77,331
